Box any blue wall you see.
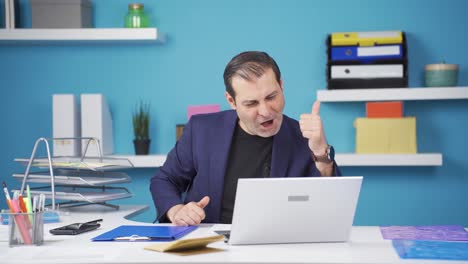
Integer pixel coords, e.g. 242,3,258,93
1,0,467,225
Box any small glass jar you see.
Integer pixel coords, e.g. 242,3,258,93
125,3,149,28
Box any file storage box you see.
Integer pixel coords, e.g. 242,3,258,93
30,0,93,28
331,31,403,46
355,117,417,154
330,45,403,63
326,31,408,89
327,78,408,89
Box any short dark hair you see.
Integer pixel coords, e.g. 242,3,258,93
223,51,281,98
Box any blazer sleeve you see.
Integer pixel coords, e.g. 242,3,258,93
306,158,342,177
150,118,197,223
332,162,342,176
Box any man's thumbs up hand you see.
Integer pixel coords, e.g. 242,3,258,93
311,100,321,115
197,196,210,209
299,101,328,156
168,196,210,226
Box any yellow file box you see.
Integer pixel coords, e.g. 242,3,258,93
355,117,417,154
331,31,403,46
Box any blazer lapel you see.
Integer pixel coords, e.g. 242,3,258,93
271,116,292,178
209,110,237,221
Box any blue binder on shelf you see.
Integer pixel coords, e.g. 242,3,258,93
331,45,403,63
91,225,197,242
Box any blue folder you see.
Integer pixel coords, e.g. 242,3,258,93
331,45,403,63
392,240,468,261
91,225,197,242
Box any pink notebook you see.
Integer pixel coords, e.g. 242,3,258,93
187,104,221,120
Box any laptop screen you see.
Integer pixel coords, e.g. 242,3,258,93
225,176,363,245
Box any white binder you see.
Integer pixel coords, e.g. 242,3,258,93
5,0,10,29
331,65,403,79
80,94,114,157
9,0,15,29
52,94,81,157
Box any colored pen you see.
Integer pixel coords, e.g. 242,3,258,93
18,195,27,213
24,196,32,214
2,181,12,201
39,193,46,211
32,195,38,213
26,185,32,203
25,185,33,214
2,181,14,212
24,196,33,222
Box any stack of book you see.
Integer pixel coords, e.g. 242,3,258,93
326,30,408,89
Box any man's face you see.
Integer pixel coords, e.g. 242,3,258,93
225,68,285,138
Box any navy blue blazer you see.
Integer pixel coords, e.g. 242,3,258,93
150,110,341,223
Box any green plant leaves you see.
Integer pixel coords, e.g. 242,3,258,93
133,101,150,140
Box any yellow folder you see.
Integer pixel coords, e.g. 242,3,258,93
144,235,224,253
355,117,417,154
331,31,403,46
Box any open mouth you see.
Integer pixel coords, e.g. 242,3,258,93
260,120,274,128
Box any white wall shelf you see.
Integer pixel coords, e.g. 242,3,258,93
317,87,468,102
109,153,442,168
0,28,164,43
110,154,167,168
317,86,464,166
335,153,442,166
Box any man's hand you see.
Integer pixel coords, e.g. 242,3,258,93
299,101,328,155
299,101,334,176
167,196,210,226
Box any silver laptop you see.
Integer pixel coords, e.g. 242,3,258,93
226,176,363,245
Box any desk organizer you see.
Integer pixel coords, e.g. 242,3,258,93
326,30,408,89
8,211,44,247
13,137,133,210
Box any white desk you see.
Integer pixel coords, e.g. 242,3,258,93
1,205,466,264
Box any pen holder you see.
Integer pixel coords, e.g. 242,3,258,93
8,211,44,247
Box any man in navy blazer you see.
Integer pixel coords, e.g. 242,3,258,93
151,51,341,225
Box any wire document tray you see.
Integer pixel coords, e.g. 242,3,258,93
14,137,134,210
13,170,131,186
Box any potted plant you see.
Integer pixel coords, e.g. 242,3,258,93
133,101,151,155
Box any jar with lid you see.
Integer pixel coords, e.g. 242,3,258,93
125,3,149,28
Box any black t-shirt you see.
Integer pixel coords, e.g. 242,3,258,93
219,123,273,224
